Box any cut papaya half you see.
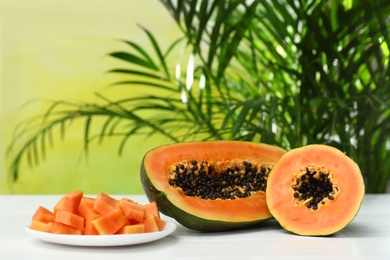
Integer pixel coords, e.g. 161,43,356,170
140,140,286,231
266,144,365,236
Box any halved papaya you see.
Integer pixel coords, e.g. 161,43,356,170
140,140,286,231
266,144,365,236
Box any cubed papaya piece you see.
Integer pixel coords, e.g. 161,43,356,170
142,214,160,233
44,222,82,235
78,197,96,219
119,199,146,223
29,220,49,232
83,213,101,235
62,190,83,214
93,192,119,215
32,206,55,223
92,208,128,235
144,201,160,218
53,197,64,214
55,210,84,231
153,215,166,231
116,224,145,234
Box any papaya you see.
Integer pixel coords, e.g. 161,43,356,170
116,224,145,234
266,144,365,236
29,220,48,232
84,213,100,235
55,210,85,231
62,190,83,214
119,199,145,223
93,192,120,215
142,214,160,233
144,202,160,218
91,208,128,235
140,140,286,231
78,197,96,219
32,206,55,223
44,222,82,235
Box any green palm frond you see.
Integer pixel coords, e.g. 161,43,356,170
6,0,390,192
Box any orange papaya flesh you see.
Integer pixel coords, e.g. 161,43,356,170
144,202,160,218
153,215,167,231
44,222,82,235
62,190,83,214
119,199,145,223
142,214,160,233
91,208,128,235
93,192,120,215
55,210,84,231
32,206,55,223
141,140,286,231
266,144,365,236
53,197,64,214
78,197,96,219
29,220,48,232
84,213,101,235
116,224,145,234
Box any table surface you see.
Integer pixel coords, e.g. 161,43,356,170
1,194,389,260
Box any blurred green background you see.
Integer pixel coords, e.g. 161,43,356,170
0,0,177,194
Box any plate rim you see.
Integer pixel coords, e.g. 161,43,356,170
26,221,176,246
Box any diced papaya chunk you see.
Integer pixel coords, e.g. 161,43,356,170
53,197,64,214
142,214,160,233
119,199,146,223
45,222,82,235
32,206,55,223
144,201,160,218
92,208,128,235
62,190,83,214
153,215,166,231
78,197,96,219
83,213,101,235
55,210,84,231
29,220,48,232
116,224,145,234
93,192,119,215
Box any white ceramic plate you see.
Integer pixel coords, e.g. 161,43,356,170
26,221,176,246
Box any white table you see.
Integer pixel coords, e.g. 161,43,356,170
1,194,389,259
